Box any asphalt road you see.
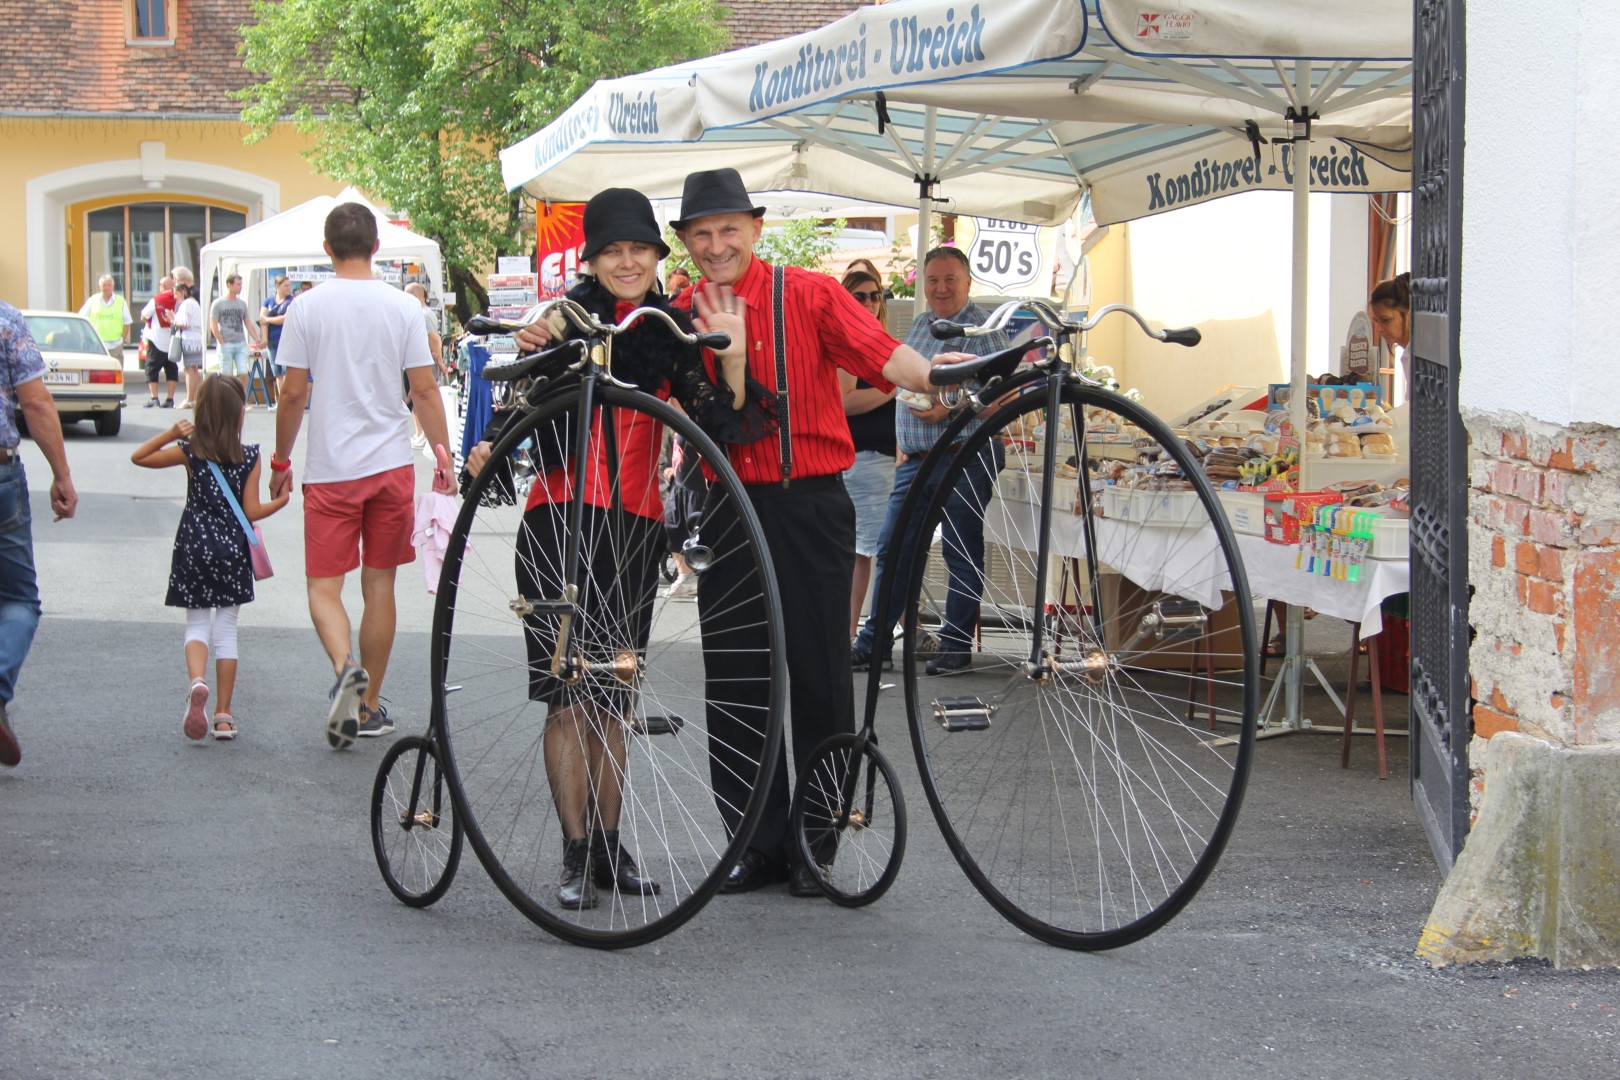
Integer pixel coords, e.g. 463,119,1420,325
3,408,1618,1079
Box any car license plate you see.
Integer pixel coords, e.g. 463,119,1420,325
42,372,80,385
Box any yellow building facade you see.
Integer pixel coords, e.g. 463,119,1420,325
3,117,330,313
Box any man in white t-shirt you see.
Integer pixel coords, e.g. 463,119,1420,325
270,202,456,749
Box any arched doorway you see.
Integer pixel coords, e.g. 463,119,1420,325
25,151,279,310
68,196,248,313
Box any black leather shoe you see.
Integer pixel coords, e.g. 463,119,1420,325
592,829,660,895
787,864,824,898
926,650,972,676
557,837,597,910
719,849,788,893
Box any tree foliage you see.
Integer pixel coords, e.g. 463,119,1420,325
663,217,849,276
237,0,727,321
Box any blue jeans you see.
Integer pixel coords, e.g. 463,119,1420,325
0,463,41,705
217,340,250,376
856,439,1004,655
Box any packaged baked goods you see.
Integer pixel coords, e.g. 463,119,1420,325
1095,458,1128,481
1325,432,1362,458
1360,432,1396,455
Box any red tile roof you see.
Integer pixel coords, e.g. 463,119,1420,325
0,1,265,115
724,1,865,49
0,0,866,116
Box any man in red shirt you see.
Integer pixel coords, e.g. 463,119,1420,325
517,169,959,896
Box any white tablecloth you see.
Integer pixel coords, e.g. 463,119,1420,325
984,497,1408,639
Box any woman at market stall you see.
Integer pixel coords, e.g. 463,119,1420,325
839,268,900,637
1369,272,1410,354
462,187,771,912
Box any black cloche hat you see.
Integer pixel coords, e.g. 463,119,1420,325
580,188,671,261
670,168,766,231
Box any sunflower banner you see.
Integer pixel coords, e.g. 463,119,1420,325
535,202,587,299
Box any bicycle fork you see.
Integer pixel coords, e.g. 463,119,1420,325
1023,359,1109,687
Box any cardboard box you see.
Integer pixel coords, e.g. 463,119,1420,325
1263,491,1343,545
1096,573,1244,672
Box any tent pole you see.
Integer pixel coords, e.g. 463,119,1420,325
914,107,938,317
1284,63,1313,730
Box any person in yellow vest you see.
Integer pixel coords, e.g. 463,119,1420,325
77,275,132,359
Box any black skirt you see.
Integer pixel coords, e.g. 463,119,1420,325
515,502,662,708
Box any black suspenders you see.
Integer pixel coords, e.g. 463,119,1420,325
771,266,791,487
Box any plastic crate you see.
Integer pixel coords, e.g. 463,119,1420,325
1098,485,1134,521
1132,488,1204,528
1369,516,1410,560
1216,490,1266,535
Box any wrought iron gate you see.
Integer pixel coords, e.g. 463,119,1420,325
1408,0,1471,870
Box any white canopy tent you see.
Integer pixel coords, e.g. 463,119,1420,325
501,0,1414,730
501,0,1410,229
197,187,445,341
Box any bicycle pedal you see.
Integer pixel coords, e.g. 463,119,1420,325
510,597,574,618
932,695,993,732
633,713,686,736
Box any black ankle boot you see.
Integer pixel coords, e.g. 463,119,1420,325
591,829,660,896
558,837,597,910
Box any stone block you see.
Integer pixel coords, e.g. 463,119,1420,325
1418,733,1620,968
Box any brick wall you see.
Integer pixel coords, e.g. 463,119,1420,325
1465,410,1620,801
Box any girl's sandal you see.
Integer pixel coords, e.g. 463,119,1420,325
211,713,238,741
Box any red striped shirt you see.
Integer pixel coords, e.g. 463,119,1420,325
678,258,899,484
527,388,670,521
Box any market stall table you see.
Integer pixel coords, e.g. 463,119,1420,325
983,493,1408,771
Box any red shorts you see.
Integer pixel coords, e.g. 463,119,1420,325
303,465,416,577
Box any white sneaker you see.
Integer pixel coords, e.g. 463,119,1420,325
664,573,697,599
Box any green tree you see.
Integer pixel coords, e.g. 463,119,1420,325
663,217,848,276
237,0,727,323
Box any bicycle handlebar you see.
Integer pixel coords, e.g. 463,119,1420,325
930,299,1200,349
927,339,1050,387
465,301,730,353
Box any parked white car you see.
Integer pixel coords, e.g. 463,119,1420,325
19,310,127,437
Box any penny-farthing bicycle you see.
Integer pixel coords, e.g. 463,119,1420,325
372,301,785,949
790,300,1259,950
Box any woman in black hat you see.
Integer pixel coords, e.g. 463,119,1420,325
464,187,772,911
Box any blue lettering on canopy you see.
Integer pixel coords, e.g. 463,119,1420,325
1144,146,1374,212
607,91,660,135
747,4,990,115
534,103,601,173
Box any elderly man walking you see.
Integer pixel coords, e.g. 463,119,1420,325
270,204,456,749
78,275,132,358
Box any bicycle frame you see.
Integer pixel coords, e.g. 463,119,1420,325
857,299,1201,734
462,301,731,689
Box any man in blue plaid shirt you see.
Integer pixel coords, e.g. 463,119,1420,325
0,303,78,766
850,247,1008,675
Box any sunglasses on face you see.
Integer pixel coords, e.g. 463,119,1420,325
850,290,882,303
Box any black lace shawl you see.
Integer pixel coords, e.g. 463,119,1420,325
463,279,775,503
561,277,775,446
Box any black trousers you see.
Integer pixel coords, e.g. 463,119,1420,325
698,475,856,865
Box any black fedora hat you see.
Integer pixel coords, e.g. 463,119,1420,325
670,168,766,231
580,188,671,261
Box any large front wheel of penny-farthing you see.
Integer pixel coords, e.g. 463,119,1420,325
903,381,1258,950
435,385,785,949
